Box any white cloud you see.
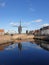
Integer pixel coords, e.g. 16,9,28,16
10,19,42,27
33,19,43,22
42,24,49,27
10,22,19,26
10,22,16,25
9,19,43,31
0,2,6,7
10,21,31,27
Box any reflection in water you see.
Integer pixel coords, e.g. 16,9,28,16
0,42,22,51
0,39,49,51
5,42,22,50
31,40,49,51
0,46,4,50
0,42,14,50
11,42,14,44
0,39,49,65
40,42,49,51
5,43,17,50
18,43,22,51
30,41,33,44
0,42,13,51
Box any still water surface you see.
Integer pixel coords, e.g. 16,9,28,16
0,40,49,65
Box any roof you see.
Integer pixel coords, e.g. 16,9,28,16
40,26,49,30
0,29,4,32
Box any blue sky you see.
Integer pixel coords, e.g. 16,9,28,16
0,0,49,33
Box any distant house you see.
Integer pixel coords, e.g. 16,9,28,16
29,30,41,35
0,29,4,35
34,30,40,36
29,30,34,35
26,30,28,34
40,26,49,35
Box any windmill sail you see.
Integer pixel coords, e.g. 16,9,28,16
12,20,27,34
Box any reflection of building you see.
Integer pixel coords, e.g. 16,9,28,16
34,39,49,51
40,43,49,51
0,29,4,35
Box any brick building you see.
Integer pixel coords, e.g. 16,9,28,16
0,29,4,35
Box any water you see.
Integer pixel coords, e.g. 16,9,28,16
0,40,49,65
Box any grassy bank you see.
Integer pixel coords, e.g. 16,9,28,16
0,34,34,44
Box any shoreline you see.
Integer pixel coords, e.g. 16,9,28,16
34,36,49,41
0,34,49,44
0,34,34,44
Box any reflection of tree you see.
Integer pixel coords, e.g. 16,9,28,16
18,43,22,51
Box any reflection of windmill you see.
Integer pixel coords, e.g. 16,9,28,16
18,43,22,51
12,20,26,34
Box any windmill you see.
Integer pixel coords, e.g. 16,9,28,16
12,20,26,34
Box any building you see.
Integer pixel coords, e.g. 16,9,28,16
33,30,40,36
26,30,28,34
40,26,49,35
29,30,40,35
0,29,4,35
29,30,34,34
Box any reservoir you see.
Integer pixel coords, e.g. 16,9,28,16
0,39,49,65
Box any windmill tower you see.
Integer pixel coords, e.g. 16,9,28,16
18,20,22,34
12,20,26,34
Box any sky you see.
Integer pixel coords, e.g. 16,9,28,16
0,0,49,33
